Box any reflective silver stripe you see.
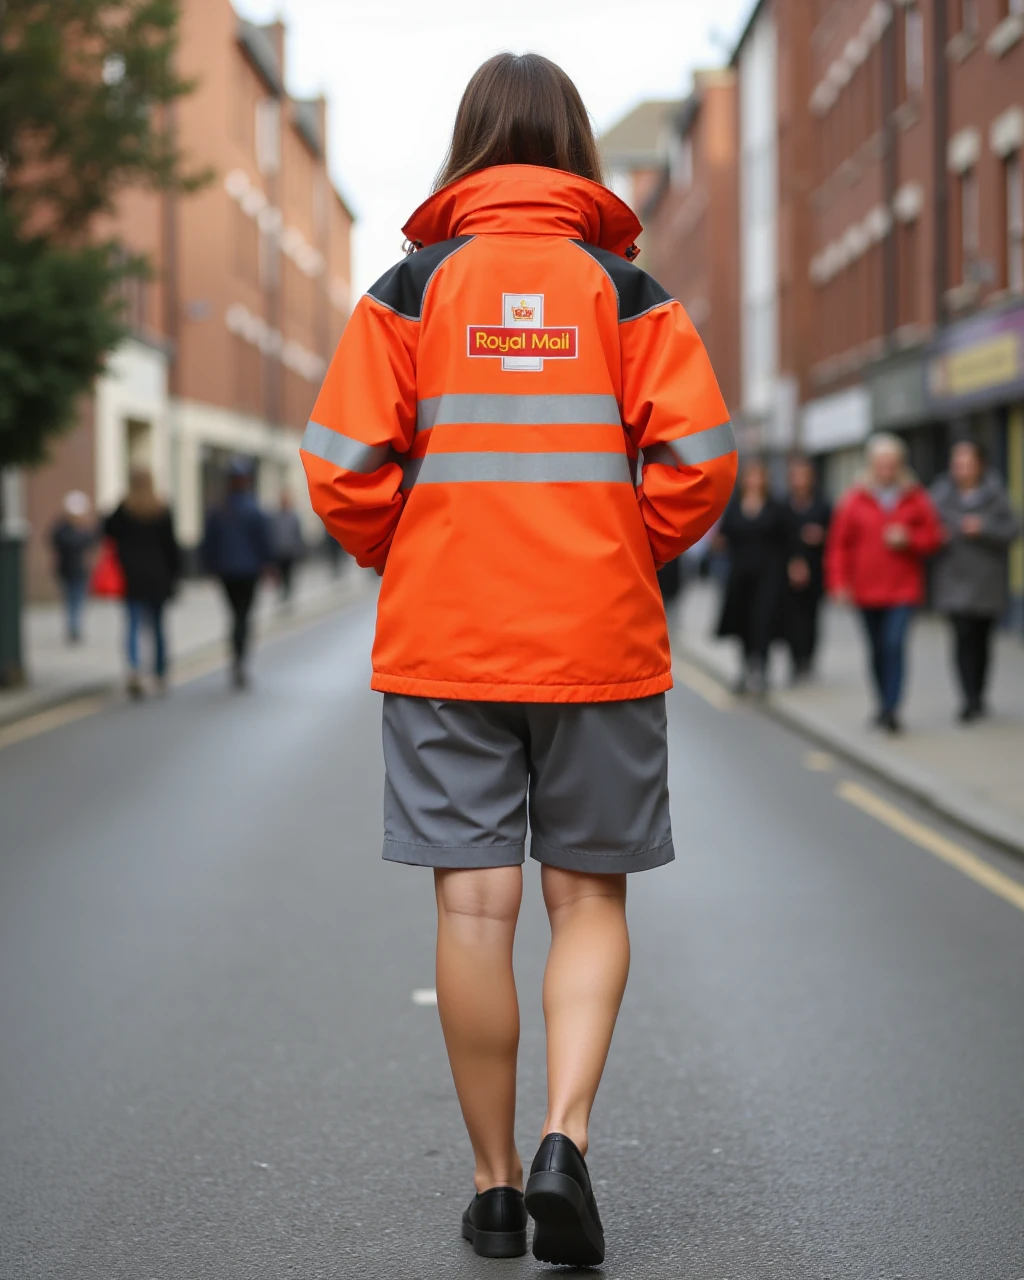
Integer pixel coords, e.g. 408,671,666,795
300,419,392,474
643,421,736,469
416,393,621,431
401,450,632,489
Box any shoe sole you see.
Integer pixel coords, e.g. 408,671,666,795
525,1170,605,1267
460,1219,527,1258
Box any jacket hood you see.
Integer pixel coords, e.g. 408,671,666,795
402,165,643,260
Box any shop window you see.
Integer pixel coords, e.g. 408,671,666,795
1006,153,1024,293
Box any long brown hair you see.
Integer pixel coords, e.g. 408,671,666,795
434,53,603,191
123,466,166,520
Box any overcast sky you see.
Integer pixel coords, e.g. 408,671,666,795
234,0,757,295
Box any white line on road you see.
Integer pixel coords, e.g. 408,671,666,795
837,780,1024,915
803,750,836,772
411,988,438,1007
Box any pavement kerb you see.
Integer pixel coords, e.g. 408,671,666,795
0,571,374,732
675,636,1024,862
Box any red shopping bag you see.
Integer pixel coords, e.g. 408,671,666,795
90,538,126,598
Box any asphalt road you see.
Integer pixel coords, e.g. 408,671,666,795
2,597,1023,1280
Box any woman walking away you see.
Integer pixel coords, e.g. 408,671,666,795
715,458,788,696
930,440,1020,722
105,468,181,698
300,52,737,1267
50,491,96,643
826,433,942,733
782,455,831,681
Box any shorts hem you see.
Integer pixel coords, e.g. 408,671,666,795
383,838,526,869
529,837,675,874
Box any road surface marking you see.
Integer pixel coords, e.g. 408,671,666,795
0,695,107,752
803,750,836,772
411,988,438,1007
837,780,1024,915
672,660,734,712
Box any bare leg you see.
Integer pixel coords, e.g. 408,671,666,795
540,867,630,1156
434,866,524,1193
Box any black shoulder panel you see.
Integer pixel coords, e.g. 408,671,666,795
572,242,674,322
366,237,473,320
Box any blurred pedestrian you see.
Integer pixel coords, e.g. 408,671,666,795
930,441,1021,723
299,52,737,1267
826,433,943,733
202,460,271,689
49,490,96,643
782,455,831,681
715,458,788,695
656,557,683,632
104,468,181,698
270,491,305,606
323,531,345,578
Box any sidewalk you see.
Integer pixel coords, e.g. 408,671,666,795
676,581,1024,855
0,561,371,729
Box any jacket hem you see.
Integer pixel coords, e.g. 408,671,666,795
370,670,673,703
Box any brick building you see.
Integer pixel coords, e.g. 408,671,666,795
802,0,1023,620
23,0,353,598
729,0,817,458
640,73,742,414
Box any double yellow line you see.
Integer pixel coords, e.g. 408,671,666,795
837,779,1024,915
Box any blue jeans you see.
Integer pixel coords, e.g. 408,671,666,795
126,599,167,678
861,606,913,714
62,576,87,641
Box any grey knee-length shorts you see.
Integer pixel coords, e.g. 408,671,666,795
382,694,674,874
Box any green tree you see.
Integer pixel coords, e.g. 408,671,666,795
0,0,208,468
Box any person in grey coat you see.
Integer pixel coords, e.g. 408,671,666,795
930,441,1021,722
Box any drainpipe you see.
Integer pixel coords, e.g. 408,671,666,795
933,0,949,328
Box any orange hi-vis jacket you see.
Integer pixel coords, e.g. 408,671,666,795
301,165,737,703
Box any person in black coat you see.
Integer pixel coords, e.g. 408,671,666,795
715,458,788,695
782,455,831,681
104,468,181,698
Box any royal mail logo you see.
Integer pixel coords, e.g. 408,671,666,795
468,293,578,371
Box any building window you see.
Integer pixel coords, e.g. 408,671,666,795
905,5,924,94
958,167,980,284
959,0,979,33
255,98,281,176
670,137,693,191
1006,153,1024,292
1007,0,1023,16
897,219,918,326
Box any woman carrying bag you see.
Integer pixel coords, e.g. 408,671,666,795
300,53,737,1266
104,468,181,698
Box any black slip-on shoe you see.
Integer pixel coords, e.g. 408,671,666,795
461,1186,527,1258
525,1133,605,1267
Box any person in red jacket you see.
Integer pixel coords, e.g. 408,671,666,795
826,433,943,732
301,54,736,1266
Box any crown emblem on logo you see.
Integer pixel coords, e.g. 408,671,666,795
511,300,536,321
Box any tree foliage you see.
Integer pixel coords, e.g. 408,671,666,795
0,0,208,467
